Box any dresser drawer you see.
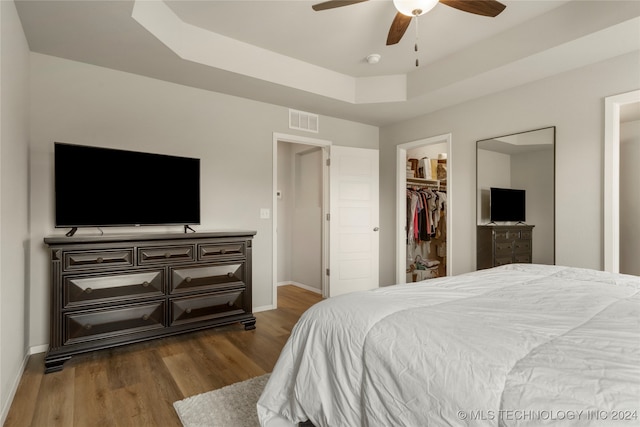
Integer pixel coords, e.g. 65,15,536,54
513,240,532,253
198,242,245,261
494,230,509,240
64,302,165,345
138,245,194,264
170,291,245,326
64,249,133,271
495,257,513,266
170,263,244,294
506,230,521,239
520,230,533,240
494,241,513,255
514,254,532,263
64,270,164,309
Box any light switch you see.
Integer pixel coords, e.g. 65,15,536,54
260,208,270,219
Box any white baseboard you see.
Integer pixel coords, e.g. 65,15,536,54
253,304,274,313
29,344,48,355
278,281,322,294
0,349,31,425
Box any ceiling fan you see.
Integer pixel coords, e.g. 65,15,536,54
311,0,507,46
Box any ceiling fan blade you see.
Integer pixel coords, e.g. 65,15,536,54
387,12,412,45
312,0,368,12
439,0,506,17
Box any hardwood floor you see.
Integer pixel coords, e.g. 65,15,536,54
4,285,322,427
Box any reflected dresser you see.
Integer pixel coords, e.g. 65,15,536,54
477,225,534,270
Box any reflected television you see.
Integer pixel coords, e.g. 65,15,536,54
490,187,525,222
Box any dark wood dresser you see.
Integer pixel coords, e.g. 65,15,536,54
44,231,256,373
477,225,534,270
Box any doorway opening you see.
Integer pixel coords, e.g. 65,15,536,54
272,133,331,309
395,134,453,284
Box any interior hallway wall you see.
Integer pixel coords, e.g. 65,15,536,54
291,147,322,291
277,142,323,292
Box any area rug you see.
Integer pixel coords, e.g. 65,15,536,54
174,374,270,427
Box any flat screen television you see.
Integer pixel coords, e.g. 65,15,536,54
490,187,526,222
54,142,200,230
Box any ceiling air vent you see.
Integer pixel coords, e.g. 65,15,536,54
289,109,319,133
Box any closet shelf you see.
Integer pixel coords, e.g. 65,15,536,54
407,178,446,190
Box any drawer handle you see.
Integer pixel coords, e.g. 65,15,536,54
185,308,192,314
227,272,234,278
185,277,192,283
84,324,92,330
228,301,234,307
164,253,171,258
141,281,150,287
142,314,150,321
220,249,227,254
96,257,104,263
85,287,93,294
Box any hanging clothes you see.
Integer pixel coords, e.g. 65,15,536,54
406,187,447,243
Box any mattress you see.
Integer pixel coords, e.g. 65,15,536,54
257,264,640,427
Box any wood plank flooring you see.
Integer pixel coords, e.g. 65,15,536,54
4,285,322,427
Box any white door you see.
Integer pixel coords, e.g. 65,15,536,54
329,146,379,297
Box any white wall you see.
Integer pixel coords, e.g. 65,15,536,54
0,1,30,422
28,53,378,348
291,147,322,290
476,149,511,223
511,148,555,264
277,143,323,291
379,52,640,285
620,119,640,275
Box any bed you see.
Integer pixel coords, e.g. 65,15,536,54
257,264,640,427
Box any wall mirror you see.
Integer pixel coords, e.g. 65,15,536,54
476,127,555,268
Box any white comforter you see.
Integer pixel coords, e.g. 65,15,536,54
257,265,640,427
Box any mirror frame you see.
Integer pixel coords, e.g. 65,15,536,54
476,126,556,267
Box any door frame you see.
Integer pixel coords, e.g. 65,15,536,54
272,132,331,308
395,133,453,284
604,90,640,273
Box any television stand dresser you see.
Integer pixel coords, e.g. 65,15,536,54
44,231,256,373
477,224,534,270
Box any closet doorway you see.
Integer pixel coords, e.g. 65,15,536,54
273,133,330,308
395,134,452,284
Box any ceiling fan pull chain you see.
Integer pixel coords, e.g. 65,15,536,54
415,16,419,67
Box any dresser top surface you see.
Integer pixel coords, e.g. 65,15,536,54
477,224,534,229
44,230,257,246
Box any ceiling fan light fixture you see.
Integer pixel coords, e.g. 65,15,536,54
393,0,438,17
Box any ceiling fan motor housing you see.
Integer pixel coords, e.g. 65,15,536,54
393,0,439,16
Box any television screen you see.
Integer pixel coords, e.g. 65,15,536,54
490,187,525,222
54,142,200,228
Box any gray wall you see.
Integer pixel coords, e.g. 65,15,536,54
511,148,555,265
0,1,30,422
28,52,378,348
379,52,640,286
477,149,511,223
277,143,323,292
291,147,322,291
